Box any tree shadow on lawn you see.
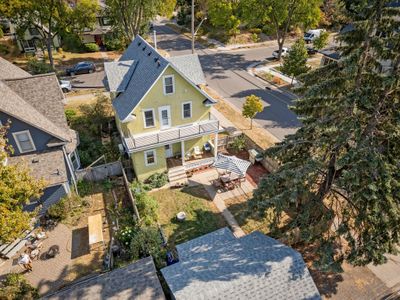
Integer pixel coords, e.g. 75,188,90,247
165,208,227,250
180,185,211,201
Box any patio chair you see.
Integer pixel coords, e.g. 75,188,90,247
193,146,203,159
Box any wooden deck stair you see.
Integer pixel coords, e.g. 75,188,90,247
168,166,188,187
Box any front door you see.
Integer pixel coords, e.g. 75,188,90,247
159,106,171,129
165,144,173,158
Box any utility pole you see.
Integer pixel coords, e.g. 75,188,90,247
191,0,195,54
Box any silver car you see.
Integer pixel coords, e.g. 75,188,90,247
59,80,72,93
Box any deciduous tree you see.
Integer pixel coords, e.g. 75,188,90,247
281,39,309,84
208,0,241,36
0,0,98,69
241,0,322,59
313,30,329,50
242,94,263,129
250,0,400,271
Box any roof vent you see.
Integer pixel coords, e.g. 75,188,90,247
138,41,142,46
32,158,39,163
148,51,152,56
154,57,159,62
157,61,161,68
142,46,146,51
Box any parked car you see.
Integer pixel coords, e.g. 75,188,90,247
59,80,72,93
303,29,325,44
306,47,318,55
272,47,289,59
66,61,96,76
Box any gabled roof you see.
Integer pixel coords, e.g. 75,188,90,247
0,57,31,80
44,256,165,300
104,60,136,92
161,229,321,300
108,35,215,121
167,54,206,85
0,74,71,142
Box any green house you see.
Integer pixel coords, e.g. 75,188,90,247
104,36,219,181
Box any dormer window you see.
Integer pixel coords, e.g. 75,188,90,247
12,130,36,153
163,75,175,95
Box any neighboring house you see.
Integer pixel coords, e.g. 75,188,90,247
1,19,61,53
161,228,321,300
104,35,218,181
44,256,165,300
0,57,79,216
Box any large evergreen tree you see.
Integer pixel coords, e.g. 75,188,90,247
250,0,400,271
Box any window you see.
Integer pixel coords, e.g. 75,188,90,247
144,149,156,166
182,101,192,119
143,109,155,128
12,130,36,153
163,75,175,95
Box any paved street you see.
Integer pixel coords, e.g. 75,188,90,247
154,24,301,141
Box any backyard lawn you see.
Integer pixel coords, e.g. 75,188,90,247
151,185,227,248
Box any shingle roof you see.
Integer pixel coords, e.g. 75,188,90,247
167,54,206,85
104,60,136,92
112,36,169,121
8,149,68,186
0,74,71,142
44,256,165,300
161,229,321,300
0,57,31,80
109,35,214,121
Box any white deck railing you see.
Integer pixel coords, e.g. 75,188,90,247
123,119,219,152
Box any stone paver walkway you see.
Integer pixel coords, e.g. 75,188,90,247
189,169,255,238
0,224,72,295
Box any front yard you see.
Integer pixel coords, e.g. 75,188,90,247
151,185,227,249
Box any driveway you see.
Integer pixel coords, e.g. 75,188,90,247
61,65,105,89
154,24,300,141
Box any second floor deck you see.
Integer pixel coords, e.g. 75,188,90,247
123,119,220,153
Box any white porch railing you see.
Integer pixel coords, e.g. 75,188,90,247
123,119,219,152
184,157,215,171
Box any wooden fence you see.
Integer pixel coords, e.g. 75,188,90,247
75,161,123,182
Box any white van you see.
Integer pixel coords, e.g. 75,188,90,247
304,29,325,43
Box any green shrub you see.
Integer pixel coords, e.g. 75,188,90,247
0,44,9,55
145,172,168,189
230,135,246,152
47,197,68,220
84,43,99,52
27,57,52,74
0,273,39,300
77,180,93,197
117,225,137,248
251,32,260,43
65,108,77,124
104,35,124,51
130,226,165,268
249,28,262,34
135,192,159,226
0,27,4,39
61,32,84,52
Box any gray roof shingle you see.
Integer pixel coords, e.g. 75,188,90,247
104,60,136,92
167,54,206,85
8,149,68,186
0,57,31,80
161,229,321,300
112,36,169,121
0,74,72,142
44,256,165,300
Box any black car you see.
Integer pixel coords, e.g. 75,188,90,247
307,47,318,55
66,61,96,76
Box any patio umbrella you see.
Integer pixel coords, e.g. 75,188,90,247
213,153,251,177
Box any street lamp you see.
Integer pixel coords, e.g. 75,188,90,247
191,0,207,54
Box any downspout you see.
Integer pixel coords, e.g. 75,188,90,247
63,146,78,195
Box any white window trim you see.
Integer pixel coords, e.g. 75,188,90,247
163,75,175,95
182,101,192,119
12,130,36,153
144,149,157,166
142,108,156,129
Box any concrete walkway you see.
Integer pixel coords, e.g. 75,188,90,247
189,169,255,238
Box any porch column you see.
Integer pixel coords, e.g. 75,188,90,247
181,140,185,165
214,133,218,159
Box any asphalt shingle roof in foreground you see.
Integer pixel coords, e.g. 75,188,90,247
44,256,165,300
161,229,321,300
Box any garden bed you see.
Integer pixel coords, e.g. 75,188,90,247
151,185,227,249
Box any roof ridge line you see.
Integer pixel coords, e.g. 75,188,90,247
3,72,57,81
